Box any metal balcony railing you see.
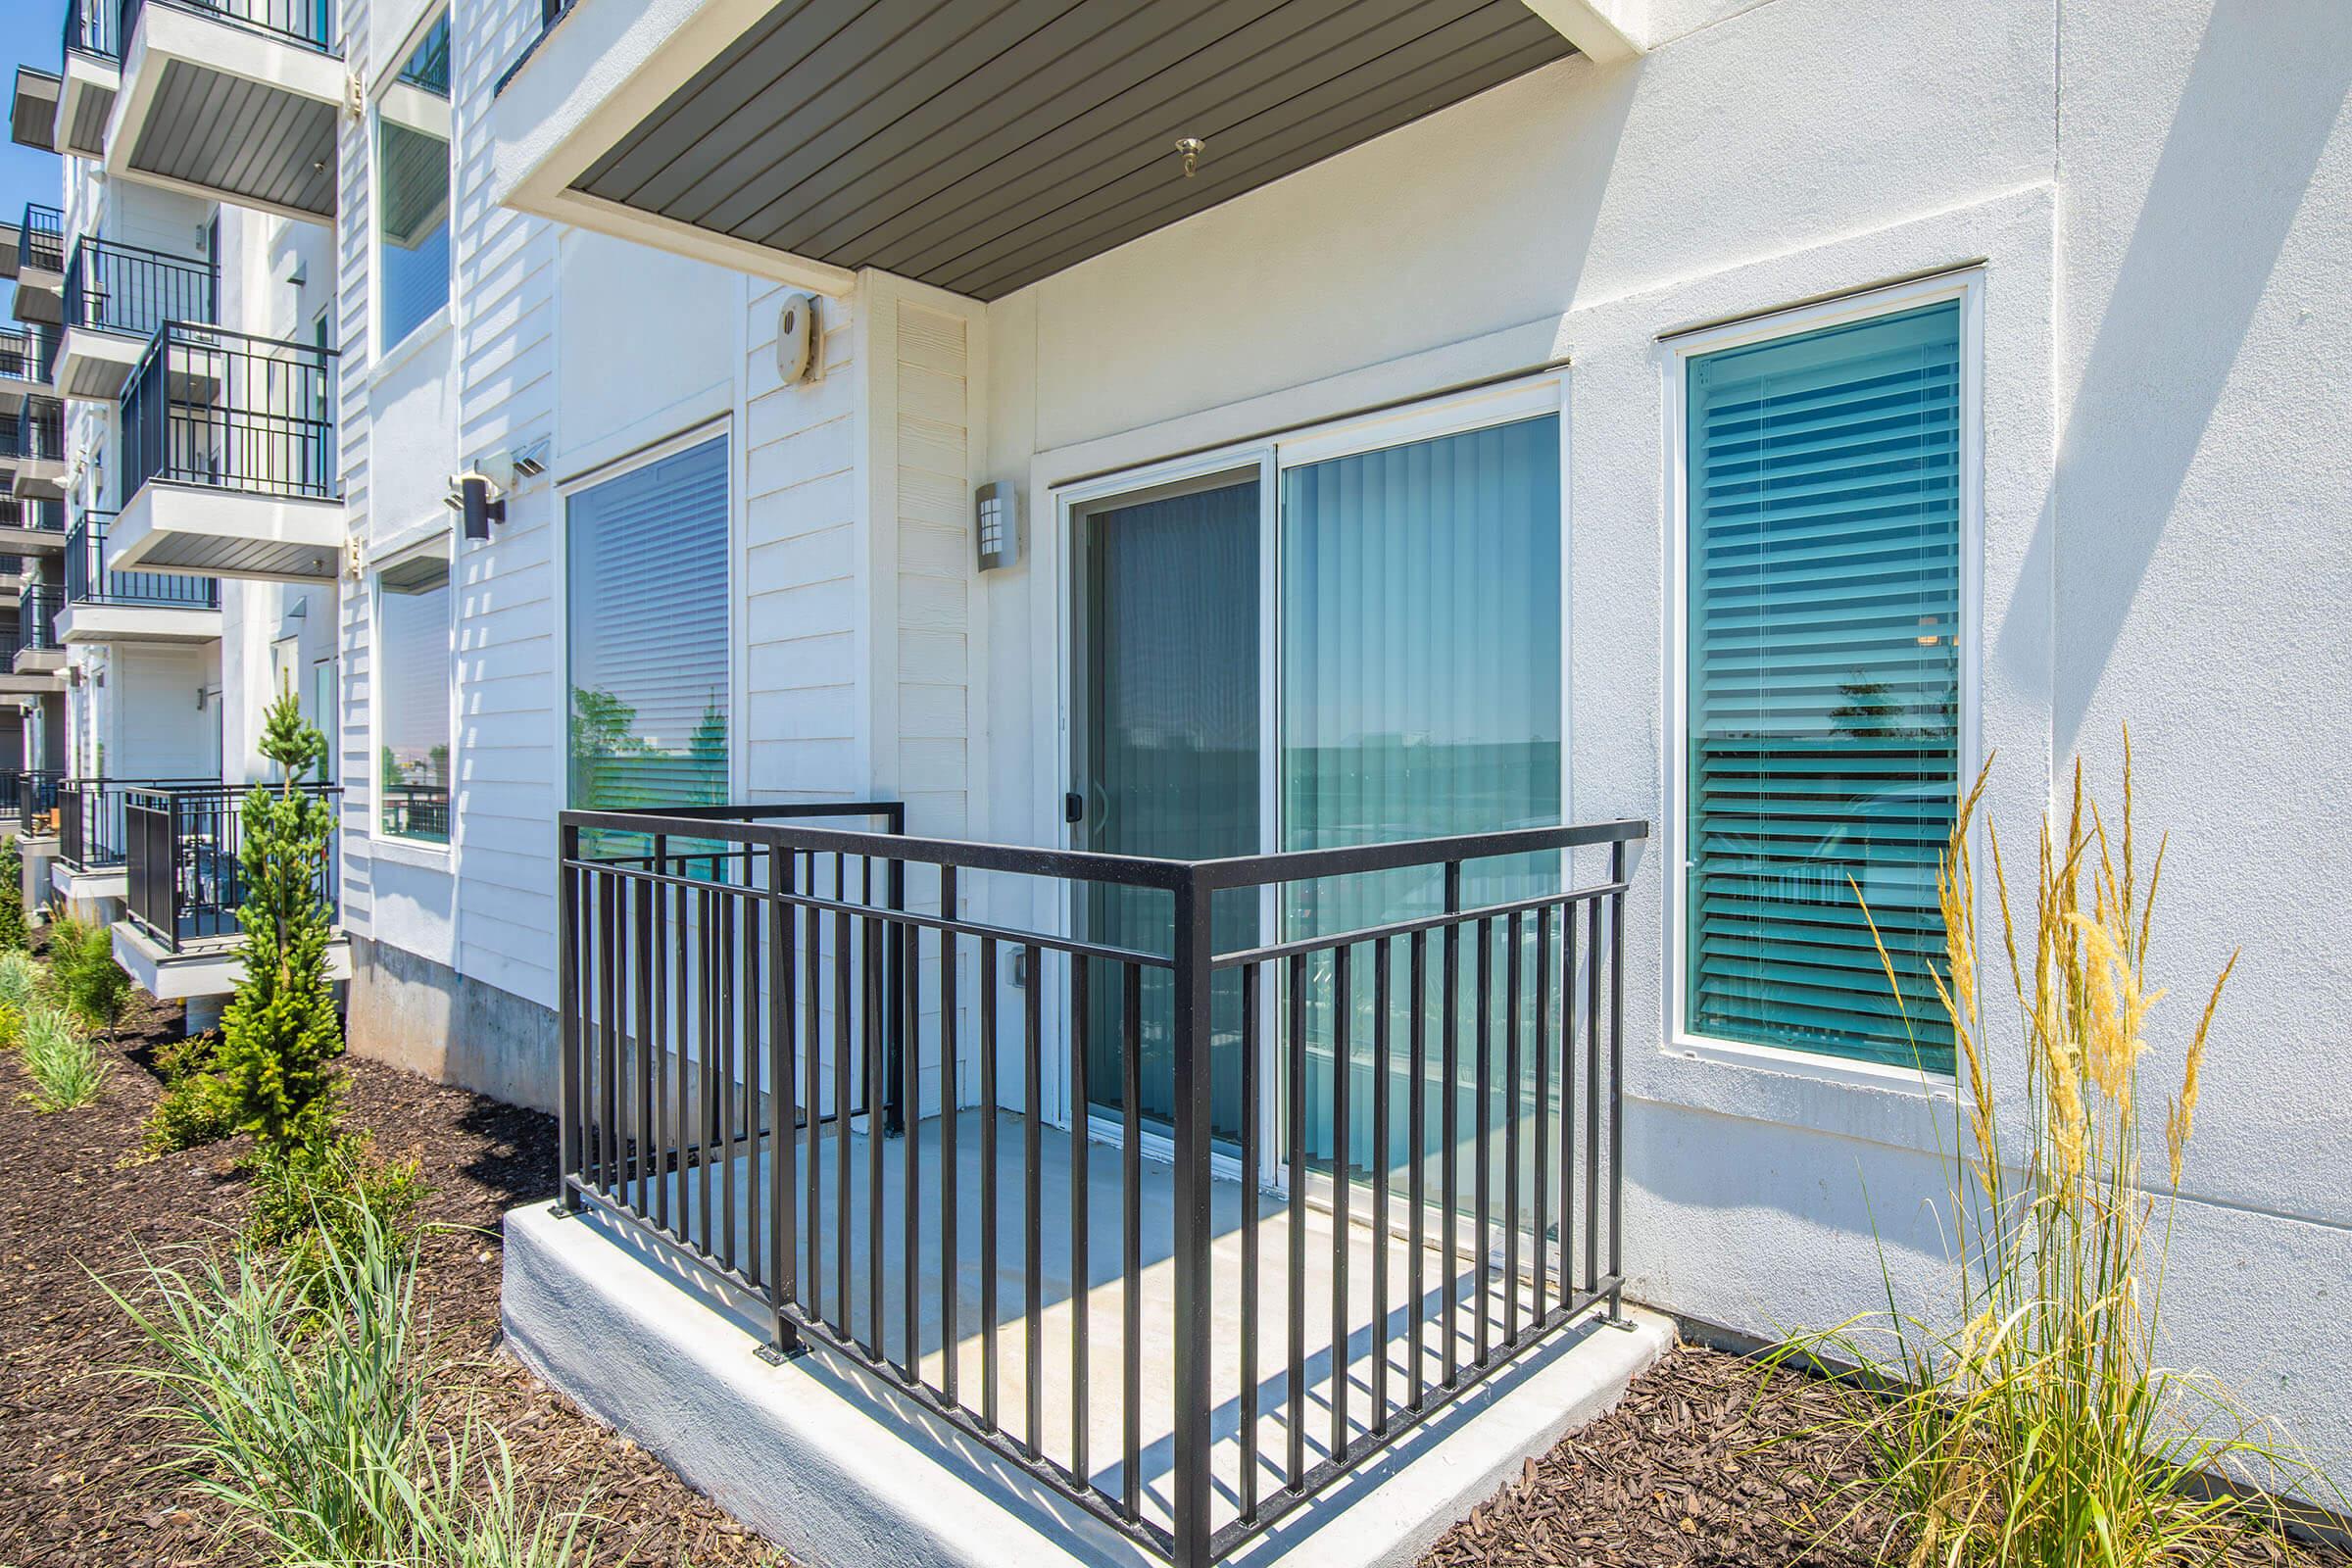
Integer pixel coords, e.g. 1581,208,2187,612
59,774,220,870
0,329,27,381
17,582,61,655
17,768,65,827
18,397,63,465
65,0,119,59
65,237,217,340
126,780,342,948
66,510,217,609
118,0,336,55
0,497,67,534
122,322,338,503
557,804,1642,1567
19,205,62,276
29,324,60,390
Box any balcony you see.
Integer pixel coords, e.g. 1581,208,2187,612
0,495,69,552
54,773,220,908
492,0,1588,303
533,803,1646,1567
58,236,216,400
13,580,62,672
116,780,351,997
0,325,51,408
59,509,220,643
104,0,340,221
15,767,65,831
109,322,343,583
9,66,62,156
58,0,122,157
12,395,65,499
13,204,64,326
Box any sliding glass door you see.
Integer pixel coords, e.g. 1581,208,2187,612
1067,398,1564,1175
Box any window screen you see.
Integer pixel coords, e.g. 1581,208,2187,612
1684,301,1962,1072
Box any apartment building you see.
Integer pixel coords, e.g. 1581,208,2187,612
6,1,2350,1563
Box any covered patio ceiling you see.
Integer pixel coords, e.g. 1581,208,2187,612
498,0,1641,301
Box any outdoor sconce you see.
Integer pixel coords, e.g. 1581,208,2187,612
448,470,507,541
975,481,1019,571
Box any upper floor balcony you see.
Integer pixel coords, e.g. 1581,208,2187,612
9,2,120,157
0,325,55,407
108,321,343,584
0,495,68,553
12,204,64,328
102,0,340,221
12,580,63,673
58,235,215,400
490,0,1606,304
11,396,65,500
59,507,220,644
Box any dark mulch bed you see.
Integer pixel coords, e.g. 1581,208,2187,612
0,985,784,1567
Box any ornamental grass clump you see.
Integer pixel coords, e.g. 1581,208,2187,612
18,1004,108,1110
1779,733,2329,1568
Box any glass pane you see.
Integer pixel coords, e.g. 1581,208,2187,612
1076,475,1258,1142
377,556,450,843
1685,301,1961,1071
377,118,450,348
565,434,730,860
1281,414,1562,1183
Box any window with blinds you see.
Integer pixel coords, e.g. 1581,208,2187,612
1684,300,1962,1073
377,553,451,845
565,433,729,837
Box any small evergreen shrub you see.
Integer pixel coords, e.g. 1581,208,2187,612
0,835,24,952
141,1030,239,1154
47,910,131,1029
245,1131,424,1300
18,1004,108,1110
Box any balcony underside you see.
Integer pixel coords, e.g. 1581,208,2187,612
112,480,344,583
496,0,1575,301
0,220,18,280
60,53,119,159
57,600,222,645
0,670,62,695
12,646,62,674
56,325,144,402
12,460,64,500
108,5,340,220
9,66,58,154
0,521,65,552
113,917,352,1000
12,279,62,327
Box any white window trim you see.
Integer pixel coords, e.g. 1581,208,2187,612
368,6,454,366
1658,269,1984,1096
368,528,456,859
552,417,737,819
1047,371,1573,1172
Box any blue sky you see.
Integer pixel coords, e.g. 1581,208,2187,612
0,0,72,318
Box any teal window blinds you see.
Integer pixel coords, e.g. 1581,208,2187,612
1685,301,1962,1072
566,434,730,829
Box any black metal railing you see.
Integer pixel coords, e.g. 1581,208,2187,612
59,774,219,871
558,805,1642,1567
19,397,62,466
126,780,342,948
29,323,60,389
119,0,334,54
65,237,216,340
0,497,67,534
380,781,450,842
122,322,338,503
66,511,217,609
19,205,62,276
16,582,61,656
65,0,119,59
0,328,27,381
18,768,65,827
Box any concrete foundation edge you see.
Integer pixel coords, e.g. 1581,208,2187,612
503,1201,1671,1568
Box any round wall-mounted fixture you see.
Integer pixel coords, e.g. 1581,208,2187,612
777,292,820,386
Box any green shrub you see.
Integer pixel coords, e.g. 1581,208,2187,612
0,835,24,952
47,910,131,1029
18,1004,108,1110
245,1131,425,1301
141,1031,240,1154
208,693,345,1153
0,948,39,1010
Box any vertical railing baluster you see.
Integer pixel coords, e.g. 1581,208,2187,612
742,885,764,1287
1068,954,1090,1487
1441,862,1460,1387
939,867,958,1404
1120,956,1143,1518
597,870,618,1199
1408,927,1427,1411
634,871,655,1217
1534,904,1551,1325
556,823,581,1211
1608,842,1627,1321
1286,950,1306,1488
699,885,719,1255
1023,943,1044,1459
671,858,692,1246
865,904,885,1358
1239,958,1260,1521
1474,912,1493,1367
1504,909,1522,1347
902,911,921,1382
719,893,739,1274
1586,892,1602,1302
834,900,854,1340
803,857,822,1324
1168,873,1215,1568
980,936,1000,1433
1330,942,1351,1464
1562,901,1578,1311
1371,934,1391,1436
771,845,798,1351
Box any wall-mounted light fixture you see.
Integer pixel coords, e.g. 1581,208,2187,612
446,471,507,541
975,481,1019,571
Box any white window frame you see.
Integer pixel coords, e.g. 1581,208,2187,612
1048,372,1574,1175
368,6,455,367
553,418,738,817
1660,269,1984,1093
368,528,456,858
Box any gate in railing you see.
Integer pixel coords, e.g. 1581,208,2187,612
558,805,1641,1566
